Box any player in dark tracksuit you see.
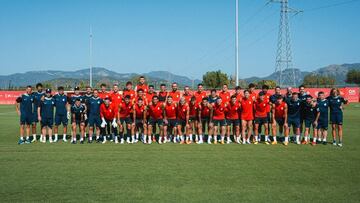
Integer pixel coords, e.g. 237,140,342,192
327,88,348,147
70,98,87,144
301,95,320,145
53,86,70,142
15,85,34,144
37,89,56,143
286,92,302,144
316,92,329,145
31,83,44,142
298,85,307,135
82,86,93,137
86,89,103,143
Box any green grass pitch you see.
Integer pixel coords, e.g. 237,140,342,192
0,104,359,202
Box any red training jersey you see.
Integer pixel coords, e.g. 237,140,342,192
168,90,181,103
164,103,177,119
148,102,163,119
119,102,132,118
212,103,226,120
134,104,146,119
99,91,110,100
100,103,117,120
254,99,268,118
275,102,286,119
226,102,240,120
219,91,231,104
241,97,254,121
135,84,149,93
194,91,207,104
110,92,123,106
177,103,189,121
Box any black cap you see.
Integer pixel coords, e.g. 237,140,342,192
46,88,51,93
74,86,80,91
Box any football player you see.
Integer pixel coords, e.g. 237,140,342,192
87,89,103,143
254,92,269,145
286,92,302,144
100,98,118,144
211,97,227,144
163,96,178,143
219,84,231,104
53,86,70,142
15,85,34,144
135,76,149,93
302,95,320,145
240,90,254,144
147,96,164,144
118,95,133,144
168,82,181,103
198,97,213,144
31,83,44,142
70,98,86,144
271,95,288,145
133,97,147,143
37,89,55,143
226,95,240,144
177,97,190,144
327,88,348,147
316,92,329,145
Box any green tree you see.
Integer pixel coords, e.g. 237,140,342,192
202,70,229,89
346,69,360,85
256,80,277,89
303,74,335,87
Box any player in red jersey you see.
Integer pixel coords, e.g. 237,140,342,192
110,83,122,107
147,96,164,144
226,95,240,144
168,82,181,103
219,84,231,104
272,95,289,145
123,81,136,103
133,97,147,143
256,85,272,142
177,97,190,144
182,86,193,103
118,95,133,144
198,97,212,144
134,89,148,105
158,84,168,104
99,83,110,100
248,83,257,101
254,92,270,145
146,85,157,103
163,96,178,143
240,90,254,144
193,83,207,105
188,96,200,143
211,98,227,144
100,98,118,144
135,76,149,93
233,86,243,103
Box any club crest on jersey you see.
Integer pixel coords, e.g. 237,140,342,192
337,99,340,102
281,107,283,110
249,101,252,104
98,101,100,104
63,98,65,102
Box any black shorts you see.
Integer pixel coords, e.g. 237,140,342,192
254,117,268,125
41,117,54,128
275,118,285,126
226,119,240,126
165,119,177,127
148,118,164,126
72,118,85,125
55,114,68,126
317,118,328,130
20,113,33,125
120,117,132,125
177,119,187,127
213,119,226,127
304,119,316,128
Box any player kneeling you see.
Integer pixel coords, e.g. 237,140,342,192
100,98,118,144
254,92,270,145
70,98,86,144
271,95,289,145
240,90,254,144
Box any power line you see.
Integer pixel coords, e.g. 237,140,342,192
305,0,360,12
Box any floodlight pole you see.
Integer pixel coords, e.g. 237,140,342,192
235,0,239,86
89,25,93,88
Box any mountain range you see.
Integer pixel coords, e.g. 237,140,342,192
0,63,359,89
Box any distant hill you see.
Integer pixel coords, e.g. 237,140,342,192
0,67,201,89
0,63,359,89
243,63,360,86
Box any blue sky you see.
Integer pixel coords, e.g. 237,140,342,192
0,0,359,79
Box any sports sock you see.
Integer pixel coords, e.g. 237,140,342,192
254,136,258,142
54,134,58,140
208,135,212,142
143,135,147,142
265,135,269,142
296,135,300,142
195,134,198,141
199,134,203,141
63,134,66,139
285,136,289,142
273,136,277,142
313,138,317,142
189,134,193,142
26,136,29,140
180,135,184,141
221,136,225,142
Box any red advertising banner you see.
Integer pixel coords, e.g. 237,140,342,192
0,87,358,105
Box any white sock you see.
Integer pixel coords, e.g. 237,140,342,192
180,135,184,141
285,137,289,142
26,136,29,140
103,136,106,141
296,135,300,142
189,134,193,141
195,134,198,141
131,135,135,141
208,135,212,142
80,137,83,141
304,136,308,141
323,137,327,142
89,136,93,141
63,134,66,139
20,137,24,141
273,136,277,142
96,136,99,139
313,137,317,142
221,136,225,142
148,135,152,142
265,135,269,142
73,137,76,141
199,135,203,141
54,134,58,140
255,136,258,142
143,135,147,141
